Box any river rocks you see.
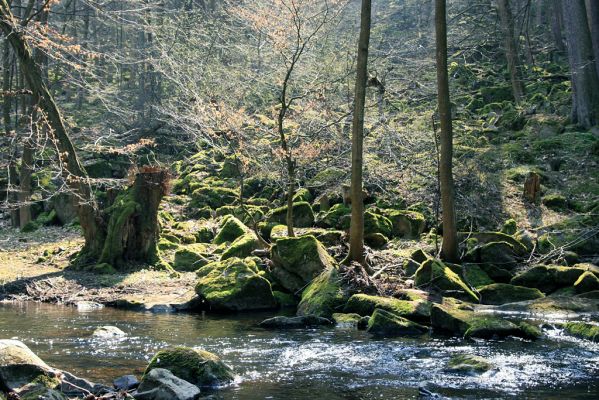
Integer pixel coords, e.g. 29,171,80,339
93,326,126,338
414,259,479,303
510,265,594,293
0,340,57,391
343,294,431,324
213,215,249,245
135,368,201,400
486,296,599,315
478,283,545,305
574,271,599,294
220,232,261,260
114,374,140,391
144,347,234,387
367,309,428,337
60,371,107,397
297,267,347,318
17,383,67,400
332,313,368,329
430,302,540,340
259,315,334,329
195,257,276,312
267,201,315,227
561,322,599,342
462,264,494,288
173,245,209,271
445,354,492,375
270,235,336,293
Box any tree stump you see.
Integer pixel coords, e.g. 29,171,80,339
523,172,541,203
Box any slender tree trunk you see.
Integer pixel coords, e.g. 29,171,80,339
562,0,599,128
585,0,599,80
497,0,525,102
18,111,35,228
2,38,19,227
435,0,459,263
551,0,565,52
347,0,371,265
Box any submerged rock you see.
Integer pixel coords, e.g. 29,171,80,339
367,309,428,337
93,326,126,338
195,257,276,312
114,374,140,391
0,339,58,391
445,354,492,375
135,368,200,400
297,267,347,318
332,313,367,329
478,283,545,305
343,294,431,324
259,315,333,329
144,347,234,387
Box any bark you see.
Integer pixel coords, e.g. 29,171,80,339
435,0,459,263
585,0,599,80
2,38,19,227
562,0,599,128
497,0,525,102
18,121,34,227
347,0,371,266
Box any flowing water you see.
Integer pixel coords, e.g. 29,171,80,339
0,301,598,399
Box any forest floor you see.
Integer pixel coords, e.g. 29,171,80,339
0,225,197,310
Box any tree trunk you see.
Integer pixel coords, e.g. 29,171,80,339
2,38,19,227
347,0,371,266
18,123,34,228
562,0,599,128
435,0,459,263
497,0,525,102
585,0,599,80
551,0,565,52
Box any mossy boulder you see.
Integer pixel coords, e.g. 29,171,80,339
0,340,57,391
364,233,388,248
173,245,209,271
478,283,545,305
332,313,365,327
297,267,347,318
195,257,277,311
18,384,66,400
510,265,595,293
479,264,513,283
213,215,250,245
293,188,312,203
220,233,261,260
190,186,238,209
267,201,315,227
343,294,431,324
403,249,430,277
270,235,336,293
466,241,519,270
273,291,298,308
144,347,234,387
367,309,428,337
562,322,599,342
384,210,426,238
430,302,539,340
317,203,351,229
462,264,494,288
363,211,393,238
215,205,265,226
445,354,492,375
414,259,479,303
270,225,343,246
542,193,568,211
573,271,599,294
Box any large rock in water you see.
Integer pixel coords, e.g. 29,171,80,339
195,257,277,311
367,309,428,337
343,294,431,324
270,235,336,293
478,283,545,305
259,315,333,329
510,265,597,293
0,340,58,391
135,368,200,400
296,267,347,318
414,259,479,303
144,347,234,387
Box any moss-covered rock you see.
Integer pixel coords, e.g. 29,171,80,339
293,188,312,203
501,219,517,235
445,354,492,375
479,264,514,283
510,265,594,293
384,210,426,238
462,264,494,288
332,313,364,327
478,283,545,305
195,257,277,311
173,245,209,271
220,233,260,260
343,294,431,324
267,201,315,227
270,225,344,246
364,233,388,248
297,267,347,318
144,347,234,387
573,271,599,294
363,211,393,238
270,235,336,293
19,384,66,400
317,203,350,229
213,215,250,245
414,259,479,303
367,309,428,337
403,249,430,277
466,241,519,270
0,340,57,391
273,291,298,308
215,205,265,226
562,322,599,342
189,185,237,209
542,193,568,211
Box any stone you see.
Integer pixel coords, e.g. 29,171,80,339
195,257,276,312
332,313,363,326
213,216,250,245
173,245,209,271
267,201,315,227
510,265,594,293
384,210,426,239
114,374,140,391
364,233,388,248
445,354,492,375
135,368,201,400
144,347,234,387
297,267,347,319
343,294,431,324
17,384,67,400
93,326,126,338
0,340,57,391
561,322,599,342
478,283,545,305
414,259,479,303
573,271,599,294
258,315,333,329
367,309,429,337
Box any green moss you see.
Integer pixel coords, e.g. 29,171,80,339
462,264,495,289
343,293,431,323
364,211,393,238
91,263,118,274
220,233,260,260
293,188,312,203
213,215,250,244
317,203,350,229
501,219,517,235
174,245,209,271
446,354,492,374
573,271,599,294
36,210,59,226
478,283,545,305
99,190,140,266
21,221,40,233
414,259,479,303
273,291,298,308
297,267,346,318
144,347,234,386
562,322,599,342
332,313,363,325
190,186,238,209
267,201,315,227
542,193,568,211
195,257,276,311
364,233,388,248
510,265,592,293
367,309,428,337
481,85,513,103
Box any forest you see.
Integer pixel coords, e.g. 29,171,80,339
0,0,598,399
